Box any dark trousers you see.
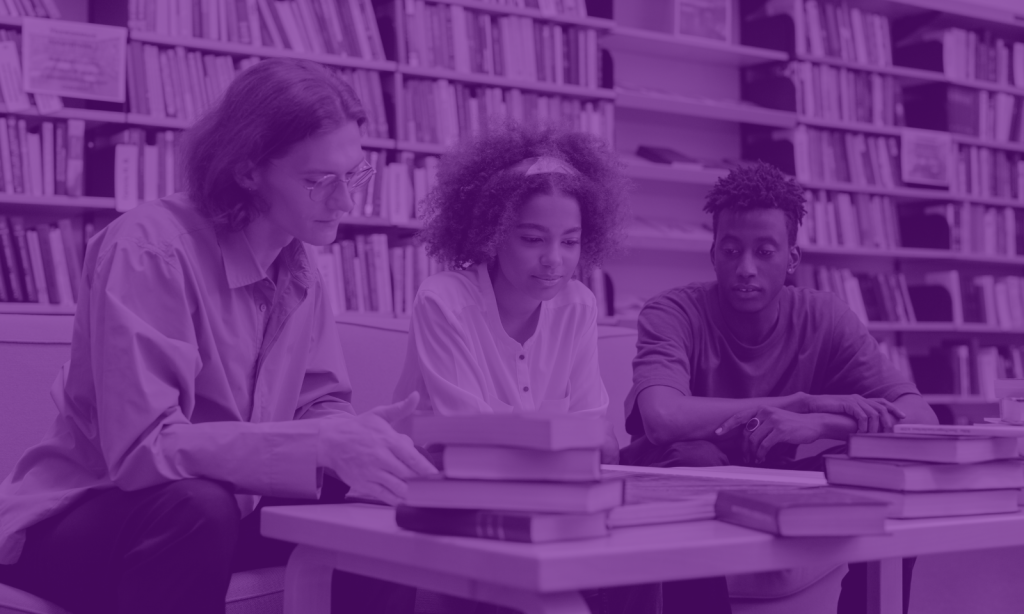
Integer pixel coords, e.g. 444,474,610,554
621,437,916,614
0,476,413,614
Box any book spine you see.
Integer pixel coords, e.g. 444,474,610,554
395,506,534,542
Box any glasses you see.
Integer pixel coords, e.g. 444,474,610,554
306,158,376,203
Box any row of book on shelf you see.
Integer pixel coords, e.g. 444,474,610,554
913,341,1023,399
0,0,58,18
799,191,1024,258
312,234,444,317
794,0,1024,92
784,126,1024,201
403,0,602,88
789,61,902,127
0,118,86,198
797,0,893,67
799,265,1024,332
0,215,90,307
125,44,391,140
394,412,1024,542
896,25,1024,88
902,83,1024,146
123,0,386,60
402,79,613,147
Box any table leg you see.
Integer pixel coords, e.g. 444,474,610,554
866,558,903,614
283,545,334,614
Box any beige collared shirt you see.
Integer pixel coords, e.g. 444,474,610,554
0,194,353,564
393,264,609,429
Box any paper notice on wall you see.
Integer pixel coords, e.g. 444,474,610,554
0,42,30,111
21,17,127,103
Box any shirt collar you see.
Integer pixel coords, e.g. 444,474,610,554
219,229,315,290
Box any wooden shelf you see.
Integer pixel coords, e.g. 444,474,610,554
125,114,190,130
0,194,116,210
339,217,423,231
601,27,786,66
0,105,124,125
799,117,1024,156
128,31,398,72
398,65,615,99
428,0,614,29
0,303,75,315
621,159,726,185
795,53,1024,98
800,245,1024,267
395,141,449,155
800,180,1024,208
617,90,796,127
624,233,712,252
799,117,904,136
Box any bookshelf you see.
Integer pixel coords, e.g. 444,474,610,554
0,0,1019,416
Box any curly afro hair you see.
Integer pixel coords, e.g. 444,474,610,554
703,161,807,246
418,122,630,274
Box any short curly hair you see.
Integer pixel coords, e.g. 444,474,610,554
418,122,630,274
703,161,807,246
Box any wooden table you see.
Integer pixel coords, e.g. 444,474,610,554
261,466,1024,614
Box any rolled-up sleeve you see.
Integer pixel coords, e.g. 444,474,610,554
622,296,695,436
90,241,320,498
409,292,498,415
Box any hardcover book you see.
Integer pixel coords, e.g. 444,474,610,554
395,506,608,543
715,487,889,536
849,433,1019,464
824,455,1024,491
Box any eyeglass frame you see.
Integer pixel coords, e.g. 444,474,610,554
304,158,376,203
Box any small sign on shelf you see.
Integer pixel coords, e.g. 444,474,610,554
674,0,732,42
900,128,953,188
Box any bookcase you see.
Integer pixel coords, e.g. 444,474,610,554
0,0,1022,422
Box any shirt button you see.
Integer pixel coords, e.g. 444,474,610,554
523,386,529,392
259,304,267,313
519,354,525,360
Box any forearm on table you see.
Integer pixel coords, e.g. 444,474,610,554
637,386,806,444
894,393,939,425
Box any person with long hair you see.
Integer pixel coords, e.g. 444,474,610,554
0,58,435,614
393,122,732,614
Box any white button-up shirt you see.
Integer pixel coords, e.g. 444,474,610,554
393,264,609,427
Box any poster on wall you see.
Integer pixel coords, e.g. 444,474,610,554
21,17,126,103
675,0,732,42
900,128,953,187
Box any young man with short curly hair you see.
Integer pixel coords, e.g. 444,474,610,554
620,161,937,614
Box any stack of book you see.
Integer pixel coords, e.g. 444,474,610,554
824,425,1024,518
399,413,622,543
398,414,811,543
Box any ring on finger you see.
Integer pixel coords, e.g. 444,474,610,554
745,417,761,433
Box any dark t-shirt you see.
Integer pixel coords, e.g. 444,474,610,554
624,281,921,439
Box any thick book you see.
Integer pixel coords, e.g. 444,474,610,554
411,413,606,451
849,433,1018,464
395,506,608,543
824,455,1024,492
404,476,624,514
715,487,888,536
829,486,1021,519
441,446,601,482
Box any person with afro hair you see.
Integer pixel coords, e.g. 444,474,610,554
391,122,734,614
619,161,937,614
